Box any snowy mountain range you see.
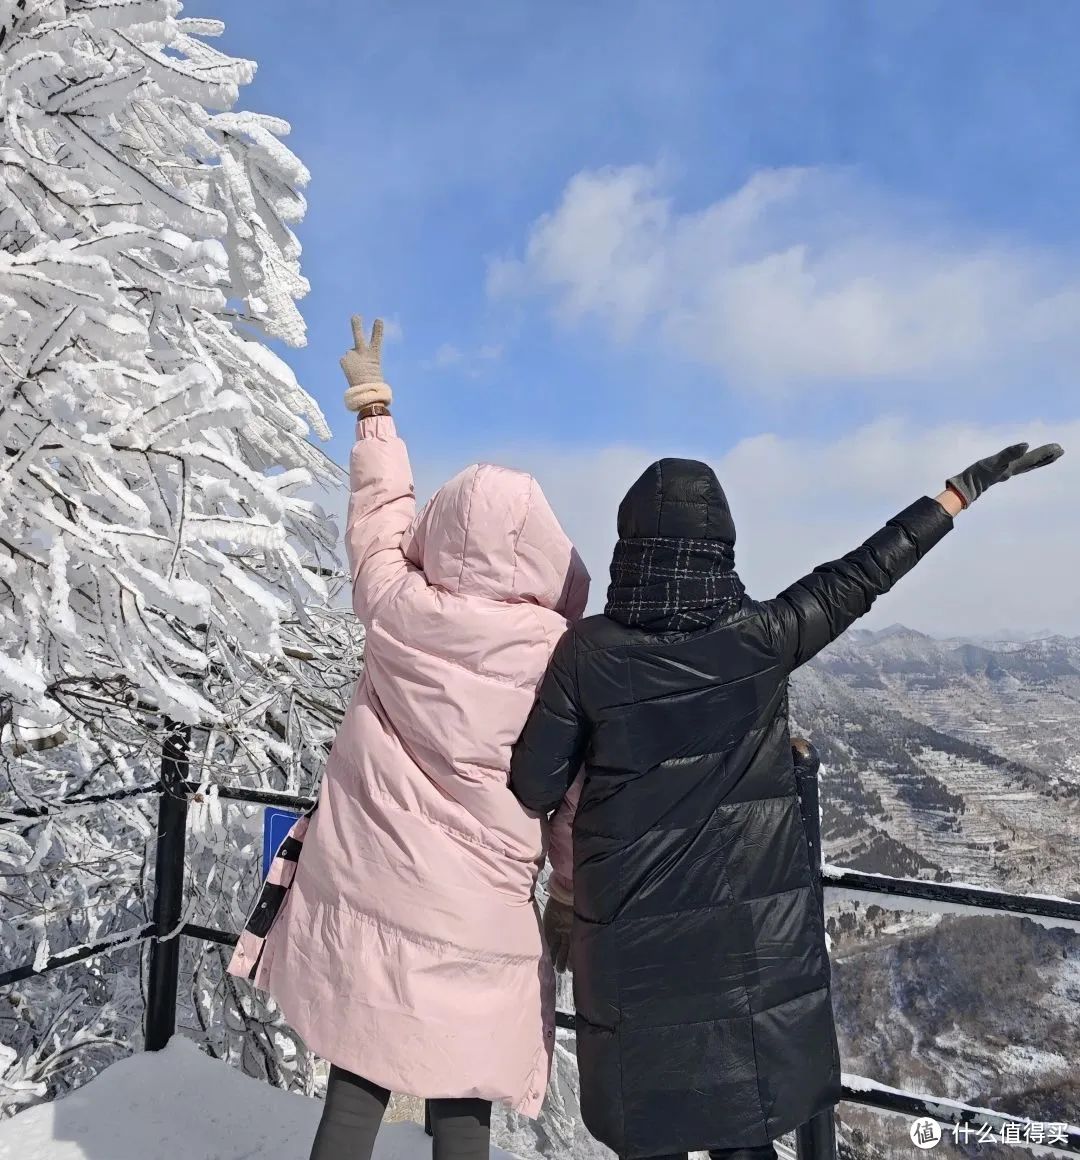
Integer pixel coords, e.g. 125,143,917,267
786,625,1080,1160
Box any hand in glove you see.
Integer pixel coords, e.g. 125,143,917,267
341,315,393,415
790,737,820,776
946,442,1063,509
543,889,574,974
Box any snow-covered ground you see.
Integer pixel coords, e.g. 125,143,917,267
0,1038,520,1160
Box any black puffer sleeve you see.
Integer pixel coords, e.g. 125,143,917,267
761,496,954,671
510,629,589,815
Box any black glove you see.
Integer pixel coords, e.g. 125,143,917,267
946,442,1063,508
791,737,820,776
543,895,574,973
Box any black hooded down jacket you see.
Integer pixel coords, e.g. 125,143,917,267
510,460,955,1159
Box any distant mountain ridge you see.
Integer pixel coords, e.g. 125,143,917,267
789,623,1080,897
859,622,1066,645
823,624,1080,684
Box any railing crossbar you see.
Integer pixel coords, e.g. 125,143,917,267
0,924,155,989
182,923,237,947
841,1082,1080,1156
824,867,1080,928
181,781,316,811
0,782,160,825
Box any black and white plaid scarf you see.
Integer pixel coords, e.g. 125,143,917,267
604,536,746,633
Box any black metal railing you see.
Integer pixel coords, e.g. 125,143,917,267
2,741,1078,1158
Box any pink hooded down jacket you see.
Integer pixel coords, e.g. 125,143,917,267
228,415,588,1117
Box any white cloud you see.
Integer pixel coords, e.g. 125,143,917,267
380,317,404,343
420,341,504,375
430,343,462,367
324,416,1075,638
488,164,1080,394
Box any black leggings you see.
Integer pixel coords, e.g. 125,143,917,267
308,1065,491,1160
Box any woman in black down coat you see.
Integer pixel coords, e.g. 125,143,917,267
509,443,1062,1160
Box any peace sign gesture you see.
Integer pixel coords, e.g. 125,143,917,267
341,314,393,413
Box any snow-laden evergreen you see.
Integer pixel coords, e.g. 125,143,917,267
0,0,339,743
0,0,361,1114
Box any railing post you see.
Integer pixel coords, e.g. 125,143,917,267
145,720,191,1051
793,739,838,1160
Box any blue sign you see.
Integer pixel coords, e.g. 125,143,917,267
262,807,301,879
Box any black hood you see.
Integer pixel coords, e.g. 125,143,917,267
605,458,743,633
617,458,736,544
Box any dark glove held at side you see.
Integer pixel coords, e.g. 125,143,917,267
791,737,820,773
543,896,574,974
946,442,1063,508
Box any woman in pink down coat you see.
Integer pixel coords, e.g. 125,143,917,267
228,317,589,1160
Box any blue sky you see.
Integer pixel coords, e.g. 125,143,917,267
217,0,1080,634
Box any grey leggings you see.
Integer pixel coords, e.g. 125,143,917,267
308,1065,491,1160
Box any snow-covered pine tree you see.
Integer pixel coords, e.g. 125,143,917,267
0,0,340,746
0,0,361,1110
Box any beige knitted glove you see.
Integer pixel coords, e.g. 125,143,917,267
341,315,393,413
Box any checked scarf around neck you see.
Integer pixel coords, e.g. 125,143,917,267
604,536,746,633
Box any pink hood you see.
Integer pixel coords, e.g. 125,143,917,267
402,462,589,617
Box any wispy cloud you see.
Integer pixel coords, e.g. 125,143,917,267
489,164,1080,396
380,317,405,343
430,343,463,368
420,341,503,375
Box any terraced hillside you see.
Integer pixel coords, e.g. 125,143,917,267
791,626,1080,897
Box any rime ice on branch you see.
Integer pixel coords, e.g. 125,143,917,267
0,0,340,737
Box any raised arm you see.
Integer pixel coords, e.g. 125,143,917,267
761,441,1063,672
510,629,589,817
340,316,417,621
760,494,954,671
345,414,416,620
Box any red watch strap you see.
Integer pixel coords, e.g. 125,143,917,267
945,481,969,509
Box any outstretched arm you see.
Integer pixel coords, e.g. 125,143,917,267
341,316,417,621
761,439,1063,672
510,630,589,817
760,493,957,671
